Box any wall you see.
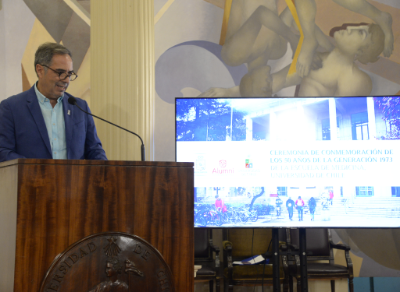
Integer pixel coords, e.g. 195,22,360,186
0,0,35,102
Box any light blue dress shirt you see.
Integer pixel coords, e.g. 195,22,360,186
34,83,67,159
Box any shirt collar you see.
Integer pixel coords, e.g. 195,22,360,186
34,82,64,104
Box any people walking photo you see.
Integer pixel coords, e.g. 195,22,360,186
309,197,317,221
286,197,295,221
296,196,305,221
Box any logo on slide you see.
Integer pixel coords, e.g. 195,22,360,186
212,159,234,174
245,159,253,168
219,160,227,168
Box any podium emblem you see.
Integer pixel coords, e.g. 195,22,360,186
40,232,174,292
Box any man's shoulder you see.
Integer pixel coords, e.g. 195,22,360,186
2,87,35,105
0,88,36,115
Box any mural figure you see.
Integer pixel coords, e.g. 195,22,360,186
199,0,333,97
294,0,393,77
240,22,385,97
197,0,394,97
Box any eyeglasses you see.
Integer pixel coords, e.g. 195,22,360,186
41,64,78,81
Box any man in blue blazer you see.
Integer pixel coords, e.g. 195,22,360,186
0,42,107,162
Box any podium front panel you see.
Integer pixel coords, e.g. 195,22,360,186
0,159,194,292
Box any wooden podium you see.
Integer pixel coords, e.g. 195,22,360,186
0,159,194,292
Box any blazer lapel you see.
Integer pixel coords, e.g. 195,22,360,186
26,87,52,156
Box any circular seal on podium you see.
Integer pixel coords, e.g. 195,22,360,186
40,232,174,292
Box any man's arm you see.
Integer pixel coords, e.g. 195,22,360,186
0,99,26,162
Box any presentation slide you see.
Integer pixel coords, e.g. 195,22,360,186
176,97,400,228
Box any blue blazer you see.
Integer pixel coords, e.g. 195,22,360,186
0,86,107,162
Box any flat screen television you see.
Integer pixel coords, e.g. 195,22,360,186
175,96,400,228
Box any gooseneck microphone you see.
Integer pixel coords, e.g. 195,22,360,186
68,96,145,161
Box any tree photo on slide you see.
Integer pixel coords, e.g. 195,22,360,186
374,96,400,139
176,99,246,141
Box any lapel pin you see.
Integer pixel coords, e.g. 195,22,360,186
68,110,71,115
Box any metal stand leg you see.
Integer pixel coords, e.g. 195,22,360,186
299,228,308,292
272,228,281,292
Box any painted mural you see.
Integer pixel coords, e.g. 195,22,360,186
0,0,91,103
155,0,400,278
155,0,400,104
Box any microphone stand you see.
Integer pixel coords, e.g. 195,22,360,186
69,99,145,161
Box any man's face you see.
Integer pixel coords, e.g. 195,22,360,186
36,54,73,100
331,24,372,56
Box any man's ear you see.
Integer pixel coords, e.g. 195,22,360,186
35,64,44,77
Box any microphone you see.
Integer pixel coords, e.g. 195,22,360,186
68,96,145,161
